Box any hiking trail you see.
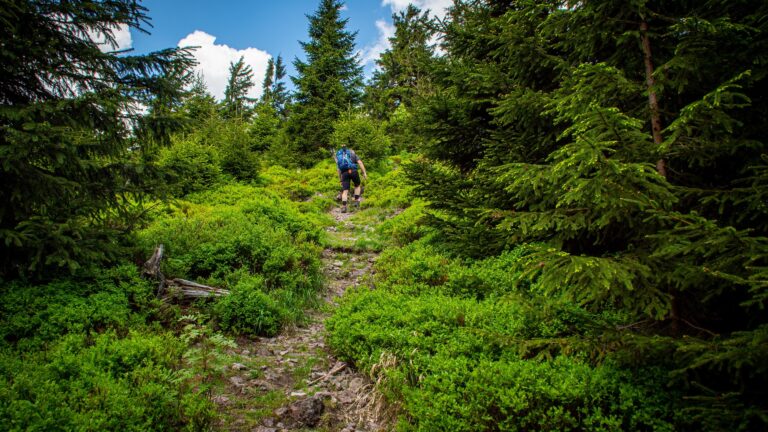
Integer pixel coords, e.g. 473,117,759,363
212,204,391,431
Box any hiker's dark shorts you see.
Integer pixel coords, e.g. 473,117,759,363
340,170,361,191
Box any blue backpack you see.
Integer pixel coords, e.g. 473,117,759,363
336,148,357,171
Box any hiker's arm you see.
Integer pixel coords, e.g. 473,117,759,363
358,159,368,179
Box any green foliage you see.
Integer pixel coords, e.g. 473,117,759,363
137,184,323,332
261,159,339,210
394,1,768,427
157,136,222,196
288,0,365,167
366,4,435,121
213,276,286,336
327,285,674,431
250,103,281,152
195,116,260,181
0,0,194,277
330,111,391,166
0,264,156,350
376,201,428,246
179,314,237,378
0,331,213,431
222,56,255,119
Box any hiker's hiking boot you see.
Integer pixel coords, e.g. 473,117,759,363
354,200,360,210
341,204,347,213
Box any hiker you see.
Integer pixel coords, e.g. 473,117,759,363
335,144,367,213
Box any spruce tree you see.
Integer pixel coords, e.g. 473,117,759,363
183,72,218,122
259,55,289,118
271,55,290,117
0,0,194,276
260,57,275,104
222,56,255,119
366,4,435,120
288,0,363,167
406,1,768,428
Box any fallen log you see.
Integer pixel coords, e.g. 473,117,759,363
142,244,229,300
168,278,229,298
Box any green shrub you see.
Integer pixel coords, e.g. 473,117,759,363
261,160,340,207
400,355,676,432
361,156,415,210
377,201,429,246
326,288,676,431
137,189,322,291
330,111,391,166
137,183,324,334
0,331,213,431
0,264,156,349
196,116,259,181
157,135,222,196
213,275,285,336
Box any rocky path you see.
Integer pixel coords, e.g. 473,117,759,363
213,205,390,431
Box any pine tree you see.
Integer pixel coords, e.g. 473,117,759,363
366,4,435,120
222,56,255,119
0,0,194,277
183,72,218,122
407,1,768,428
288,0,363,167
260,57,275,104
271,55,290,117
259,55,289,117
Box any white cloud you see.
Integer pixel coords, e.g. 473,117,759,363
382,0,452,17
113,25,133,50
178,30,271,100
90,23,133,52
360,19,395,67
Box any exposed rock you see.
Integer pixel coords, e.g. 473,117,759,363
287,394,325,427
211,395,230,405
231,362,247,371
229,376,245,388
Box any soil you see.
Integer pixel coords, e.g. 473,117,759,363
212,204,392,431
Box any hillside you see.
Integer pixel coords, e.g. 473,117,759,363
2,1,768,431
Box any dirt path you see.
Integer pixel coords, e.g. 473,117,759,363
213,205,390,431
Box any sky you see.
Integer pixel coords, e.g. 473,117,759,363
111,0,452,100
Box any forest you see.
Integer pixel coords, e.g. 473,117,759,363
1,0,767,430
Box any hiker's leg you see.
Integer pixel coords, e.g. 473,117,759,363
351,172,362,208
340,172,350,211
352,171,362,199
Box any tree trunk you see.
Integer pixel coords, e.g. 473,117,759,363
640,19,667,178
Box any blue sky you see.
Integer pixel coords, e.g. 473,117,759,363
120,0,451,100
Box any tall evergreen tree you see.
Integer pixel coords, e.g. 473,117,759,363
260,57,275,104
288,0,363,167
259,55,289,118
0,0,194,276
407,1,768,428
272,55,290,117
222,56,255,119
182,72,218,122
366,4,435,120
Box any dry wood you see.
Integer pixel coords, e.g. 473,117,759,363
169,278,229,297
141,245,229,300
308,362,347,386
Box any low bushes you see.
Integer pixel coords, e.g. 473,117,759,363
0,331,212,431
137,183,325,335
0,265,214,431
326,238,674,431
